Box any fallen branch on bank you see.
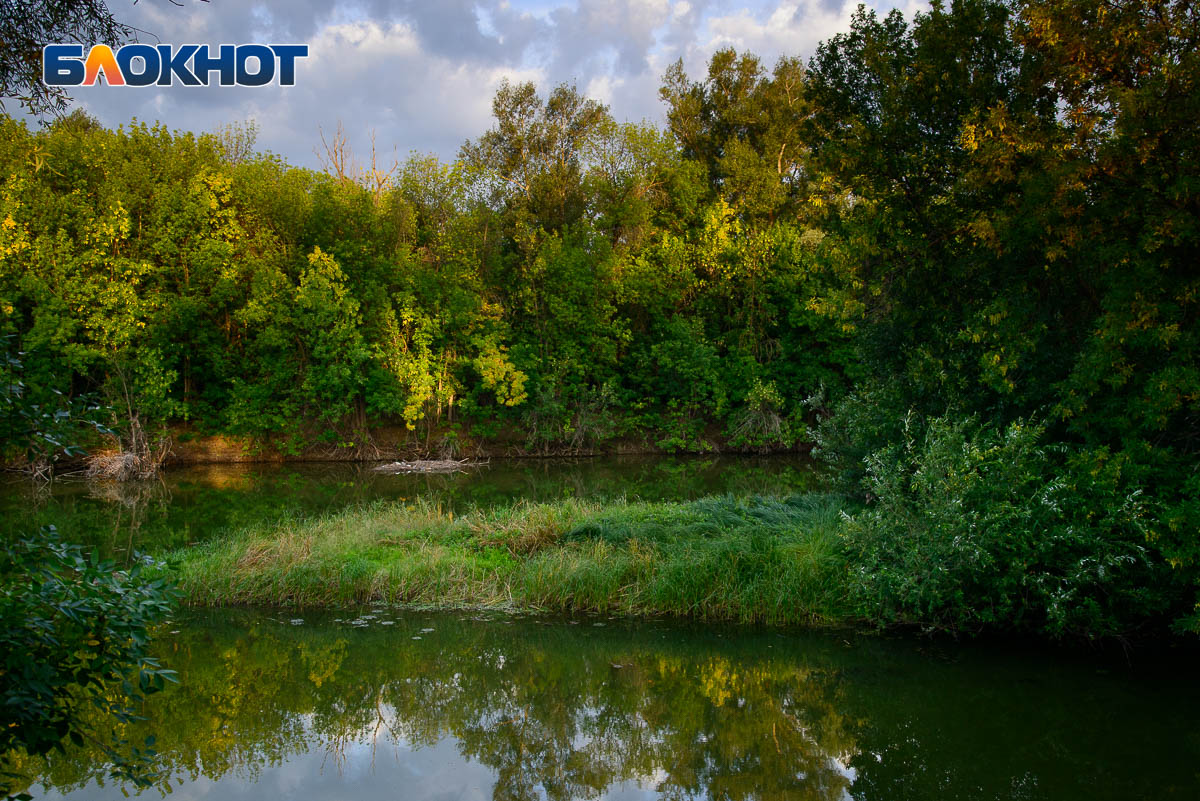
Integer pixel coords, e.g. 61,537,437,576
371,459,485,474
84,430,171,481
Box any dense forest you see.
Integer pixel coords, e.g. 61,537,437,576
0,68,856,460
1,0,1197,635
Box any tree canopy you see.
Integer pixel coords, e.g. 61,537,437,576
0,0,1197,636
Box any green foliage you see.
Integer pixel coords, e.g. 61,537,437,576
0,339,110,475
0,528,178,798
0,101,855,455
805,0,1200,633
654,402,715,454
811,385,914,494
726,378,795,453
1,0,1195,637
0,50,864,455
840,414,1173,637
660,48,813,222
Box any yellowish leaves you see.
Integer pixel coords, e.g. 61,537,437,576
960,122,980,153
299,248,354,307
191,170,244,244
372,301,437,428
0,220,29,259
699,658,735,708
1123,293,1163,334
475,345,528,408
967,216,999,250
982,349,1014,386
806,174,839,211
1156,323,1180,347
81,199,131,250
698,198,740,278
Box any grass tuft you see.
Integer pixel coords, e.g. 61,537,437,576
164,494,856,625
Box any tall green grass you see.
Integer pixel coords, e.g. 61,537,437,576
164,494,853,625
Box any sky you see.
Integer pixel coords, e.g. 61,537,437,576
48,0,924,170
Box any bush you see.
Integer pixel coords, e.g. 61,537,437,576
839,414,1174,637
725,379,796,453
0,529,178,798
0,340,111,478
810,384,912,494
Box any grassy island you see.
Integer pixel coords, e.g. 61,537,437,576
167,494,850,625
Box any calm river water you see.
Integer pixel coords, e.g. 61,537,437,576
0,456,817,558
3,457,1198,799
15,607,1200,800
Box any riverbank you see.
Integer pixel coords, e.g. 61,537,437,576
63,420,808,469
163,494,853,625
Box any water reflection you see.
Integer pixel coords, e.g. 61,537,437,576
12,610,1199,800
0,456,817,558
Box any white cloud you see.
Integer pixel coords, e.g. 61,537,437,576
27,1,922,168
258,19,545,164
705,0,851,58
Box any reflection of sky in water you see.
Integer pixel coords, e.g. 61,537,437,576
20,606,1200,801
40,737,499,800
40,734,667,800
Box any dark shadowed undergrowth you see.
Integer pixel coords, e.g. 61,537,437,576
164,494,853,625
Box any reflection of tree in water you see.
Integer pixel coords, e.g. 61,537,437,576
21,612,1197,801
375,634,857,801
24,613,858,800
84,477,172,564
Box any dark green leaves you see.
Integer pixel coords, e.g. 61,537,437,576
0,528,178,798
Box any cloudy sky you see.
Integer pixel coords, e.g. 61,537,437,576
53,0,924,169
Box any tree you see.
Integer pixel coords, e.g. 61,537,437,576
806,0,1200,631
460,80,611,233
0,0,211,117
660,49,814,223
805,0,1050,417
0,1,133,116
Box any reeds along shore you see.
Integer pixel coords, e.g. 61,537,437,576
163,494,852,626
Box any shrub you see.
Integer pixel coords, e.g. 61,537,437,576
809,384,912,494
725,379,795,453
0,529,178,798
840,414,1174,637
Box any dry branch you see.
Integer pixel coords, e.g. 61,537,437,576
371,459,485,474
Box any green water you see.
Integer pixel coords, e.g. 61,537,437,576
0,456,817,557
12,608,1200,800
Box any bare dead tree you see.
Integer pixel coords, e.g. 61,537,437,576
316,121,399,204
316,121,353,184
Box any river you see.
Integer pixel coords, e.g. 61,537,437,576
3,457,1198,799
0,456,818,558
14,607,1200,800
